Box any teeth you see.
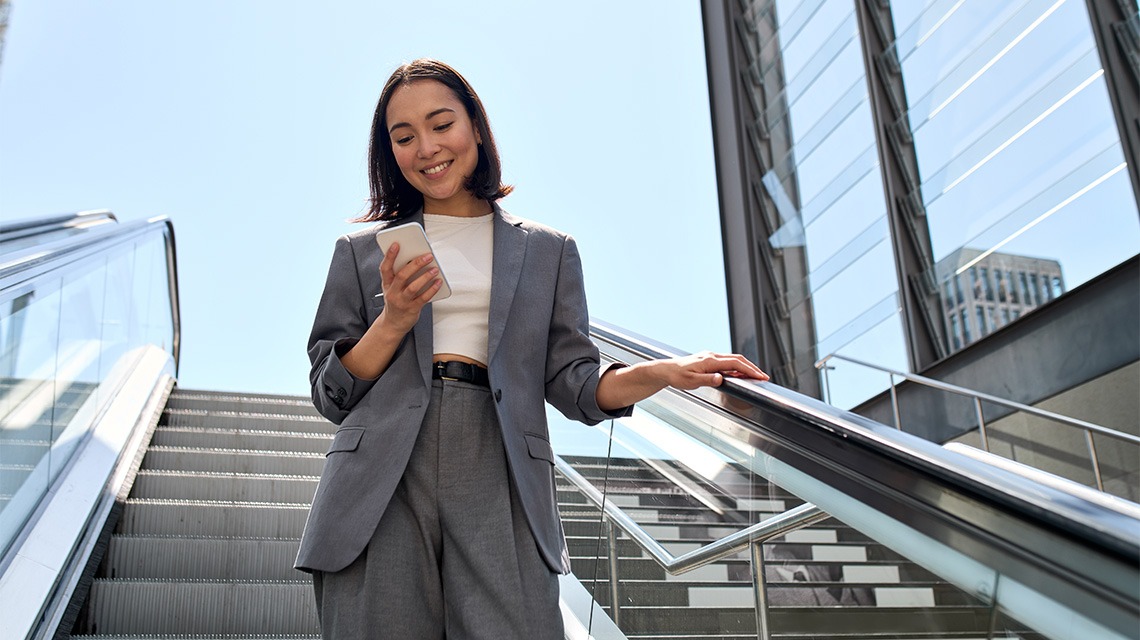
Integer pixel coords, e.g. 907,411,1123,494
424,161,451,175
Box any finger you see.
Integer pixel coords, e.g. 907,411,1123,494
395,253,435,284
380,242,399,279
406,267,440,298
415,278,444,303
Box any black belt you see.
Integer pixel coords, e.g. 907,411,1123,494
432,360,490,387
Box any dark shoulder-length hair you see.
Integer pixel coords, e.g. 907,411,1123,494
354,59,512,222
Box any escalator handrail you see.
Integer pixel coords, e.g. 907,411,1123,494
587,318,1140,559
0,214,182,372
0,209,117,237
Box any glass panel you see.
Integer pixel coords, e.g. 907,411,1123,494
0,281,61,558
898,0,1140,357
0,225,178,562
553,366,1131,639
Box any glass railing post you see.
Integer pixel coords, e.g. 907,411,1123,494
973,397,990,451
1085,430,1104,491
605,517,621,627
889,373,902,429
750,540,770,640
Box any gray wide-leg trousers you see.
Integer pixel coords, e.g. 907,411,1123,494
313,379,564,640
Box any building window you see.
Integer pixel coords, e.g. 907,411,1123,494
981,267,993,301
950,314,962,350
970,267,982,300
1052,276,1064,299
1001,307,1011,326
1029,273,1041,306
1012,308,1021,320
961,309,972,343
1007,270,1019,304
954,275,964,304
976,307,987,337
943,280,954,310
995,270,1007,303
988,306,998,332
1019,272,1033,306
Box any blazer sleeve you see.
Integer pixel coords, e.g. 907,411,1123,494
308,235,382,424
544,234,634,425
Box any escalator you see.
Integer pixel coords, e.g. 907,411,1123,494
1,214,1137,639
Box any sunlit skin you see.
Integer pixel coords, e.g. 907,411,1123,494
340,80,770,401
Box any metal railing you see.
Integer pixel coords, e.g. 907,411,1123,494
554,456,828,640
814,352,1140,491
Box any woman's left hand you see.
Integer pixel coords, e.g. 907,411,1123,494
658,351,769,390
596,351,769,411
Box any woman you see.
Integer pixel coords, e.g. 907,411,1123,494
298,58,768,639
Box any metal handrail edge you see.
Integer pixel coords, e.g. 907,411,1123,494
587,318,1140,556
0,214,181,373
554,455,827,575
0,210,117,236
815,352,1140,444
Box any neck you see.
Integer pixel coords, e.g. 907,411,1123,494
423,194,493,218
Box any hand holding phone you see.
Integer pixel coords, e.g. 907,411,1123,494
375,222,452,303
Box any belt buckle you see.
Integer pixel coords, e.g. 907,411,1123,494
436,361,461,382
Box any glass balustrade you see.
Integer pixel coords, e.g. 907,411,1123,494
549,323,1138,639
0,221,177,561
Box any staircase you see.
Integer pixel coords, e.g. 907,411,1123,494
70,388,328,638
556,456,1028,639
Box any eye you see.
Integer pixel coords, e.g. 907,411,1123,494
393,135,413,146
434,122,454,132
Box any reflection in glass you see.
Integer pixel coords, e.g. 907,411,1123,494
0,227,176,562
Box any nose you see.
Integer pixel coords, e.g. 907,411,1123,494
416,135,440,159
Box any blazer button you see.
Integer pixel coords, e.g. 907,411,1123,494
494,389,502,402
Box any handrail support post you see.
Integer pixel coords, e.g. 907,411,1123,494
974,397,990,451
1085,430,1104,491
751,540,771,640
606,518,621,627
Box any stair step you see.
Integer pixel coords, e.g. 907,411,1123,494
80,580,319,635
166,389,322,417
160,409,333,433
104,536,304,580
131,470,319,503
117,500,309,538
151,426,333,453
141,446,325,476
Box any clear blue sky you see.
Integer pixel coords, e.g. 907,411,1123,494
1,1,731,396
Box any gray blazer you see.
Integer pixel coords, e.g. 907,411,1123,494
295,205,630,574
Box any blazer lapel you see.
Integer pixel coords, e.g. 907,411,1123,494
487,207,527,365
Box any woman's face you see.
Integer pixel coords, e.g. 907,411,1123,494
386,79,483,215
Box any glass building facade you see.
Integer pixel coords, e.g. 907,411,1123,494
706,0,1140,410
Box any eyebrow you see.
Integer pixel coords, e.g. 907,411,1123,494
388,107,457,134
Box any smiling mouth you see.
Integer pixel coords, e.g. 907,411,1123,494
423,161,452,175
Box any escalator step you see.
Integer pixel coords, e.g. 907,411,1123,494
131,470,318,503
160,409,333,433
80,580,319,635
151,426,332,453
118,500,309,538
166,389,322,417
104,536,303,581
141,447,325,476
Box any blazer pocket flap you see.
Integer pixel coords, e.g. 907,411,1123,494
327,427,365,455
524,433,554,464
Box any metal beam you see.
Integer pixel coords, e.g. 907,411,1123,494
1085,0,1140,215
702,0,821,397
852,0,948,371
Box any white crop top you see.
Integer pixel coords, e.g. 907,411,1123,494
423,212,494,365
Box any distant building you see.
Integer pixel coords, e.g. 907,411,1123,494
934,249,1064,353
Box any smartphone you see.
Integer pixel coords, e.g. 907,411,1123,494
374,222,452,303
